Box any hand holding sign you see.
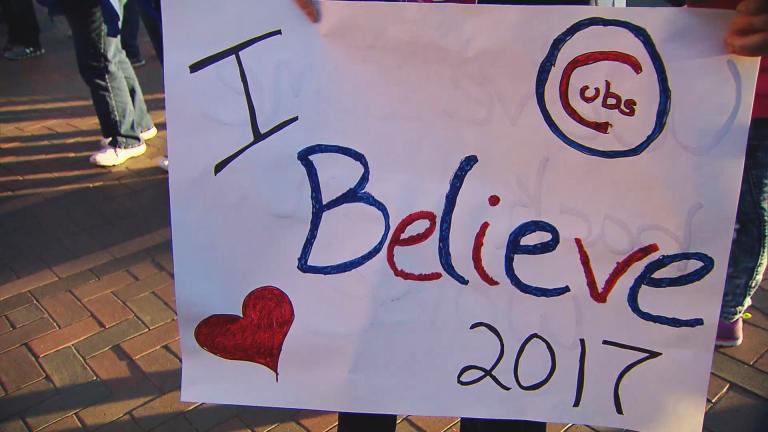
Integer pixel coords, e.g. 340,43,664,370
295,0,320,23
725,0,768,55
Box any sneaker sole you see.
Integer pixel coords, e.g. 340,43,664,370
140,127,158,141
715,338,743,347
90,144,147,167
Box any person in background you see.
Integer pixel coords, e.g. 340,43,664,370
55,0,157,166
1,0,44,60
685,0,768,347
120,0,144,67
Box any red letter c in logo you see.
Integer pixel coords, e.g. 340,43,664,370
559,51,642,134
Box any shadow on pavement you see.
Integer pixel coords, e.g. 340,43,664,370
0,368,336,431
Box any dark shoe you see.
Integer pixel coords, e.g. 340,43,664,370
130,57,146,68
4,46,44,60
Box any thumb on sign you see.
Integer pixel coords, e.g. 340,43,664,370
295,0,320,23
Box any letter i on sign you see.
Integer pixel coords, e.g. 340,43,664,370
472,195,502,286
189,30,299,175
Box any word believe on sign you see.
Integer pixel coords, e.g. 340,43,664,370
164,2,759,431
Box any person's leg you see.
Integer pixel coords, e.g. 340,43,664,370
337,413,397,432
7,0,40,47
62,0,146,154
2,0,43,59
142,0,165,170
21,0,40,49
118,34,154,134
461,418,547,432
139,0,163,63
120,0,143,64
1,0,19,47
718,118,768,345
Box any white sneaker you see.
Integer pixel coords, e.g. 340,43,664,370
100,127,157,147
140,126,158,141
90,143,147,167
159,157,169,171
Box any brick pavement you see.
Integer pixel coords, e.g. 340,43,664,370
1,9,767,432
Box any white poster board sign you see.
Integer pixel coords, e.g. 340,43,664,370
164,1,759,431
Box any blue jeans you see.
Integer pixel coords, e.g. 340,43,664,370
722,119,768,321
61,0,152,149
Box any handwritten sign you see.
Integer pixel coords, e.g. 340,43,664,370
164,1,759,431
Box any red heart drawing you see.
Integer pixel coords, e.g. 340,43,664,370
194,286,294,379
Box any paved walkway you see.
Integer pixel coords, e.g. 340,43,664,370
1,10,767,432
